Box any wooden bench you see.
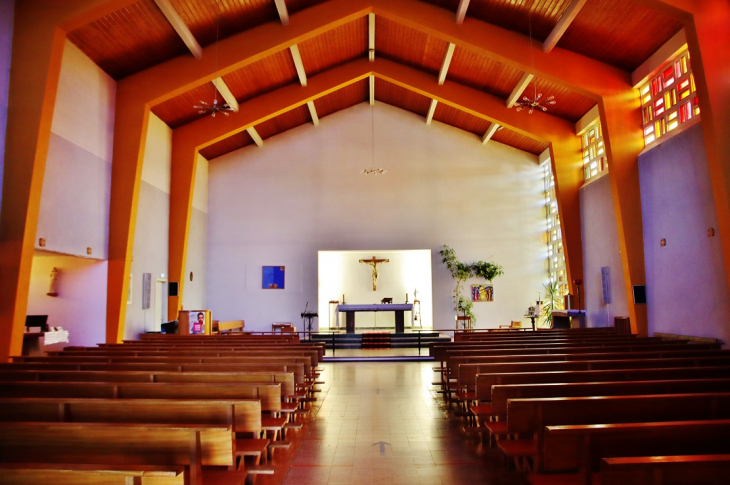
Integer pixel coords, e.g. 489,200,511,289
600,454,730,485
0,397,278,472
0,381,282,413
0,422,247,485
530,419,730,485
500,392,730,472
216,320,245,334
0,463,185,485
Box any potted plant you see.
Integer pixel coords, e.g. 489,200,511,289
540,281,563,328
440,245,504,327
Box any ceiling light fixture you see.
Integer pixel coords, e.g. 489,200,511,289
194,0,234,118
362,168,387,175
362,93,386,175
514,2,556,114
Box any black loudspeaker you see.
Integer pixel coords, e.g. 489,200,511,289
633,285,647,304
601,267,611,304
168,282,179,297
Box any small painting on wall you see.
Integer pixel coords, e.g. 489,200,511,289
472,284,494,302
262,266,285,289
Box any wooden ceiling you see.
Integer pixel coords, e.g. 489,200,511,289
67,0,685,160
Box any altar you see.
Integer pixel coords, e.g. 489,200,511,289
336,304,414,333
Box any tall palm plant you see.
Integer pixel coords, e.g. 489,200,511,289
540,281,563,328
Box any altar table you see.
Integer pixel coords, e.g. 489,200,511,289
336,304,414,333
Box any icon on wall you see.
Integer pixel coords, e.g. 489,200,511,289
262,266,285,289
190,311,208,334
472,284,494,302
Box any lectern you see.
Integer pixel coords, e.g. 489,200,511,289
301,312,318,333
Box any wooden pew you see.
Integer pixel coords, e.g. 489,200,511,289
0,463,185,484
49,348,322,367
600,454,730,485
0,422,247,485
216,320,245,334
501,392,730,472
0,381,282,413
457,355,730,394
12,355,315,379
0,397,275,472
475,365,730,404
0,361,307,385
531,420,730,485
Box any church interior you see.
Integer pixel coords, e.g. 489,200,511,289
1,0,730,484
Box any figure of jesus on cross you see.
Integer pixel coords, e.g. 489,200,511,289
359,256,390,291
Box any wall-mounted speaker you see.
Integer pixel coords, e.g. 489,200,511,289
168,282,179,297
601,267,611,304
142,273,152,309
633,285,647,304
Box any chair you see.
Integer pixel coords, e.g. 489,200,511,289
455,316,472,331
272,322,295,333
499,320,521,330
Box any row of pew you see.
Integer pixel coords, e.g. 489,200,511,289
0,333,326,484
430,327,730,485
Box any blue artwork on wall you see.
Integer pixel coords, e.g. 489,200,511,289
262,266,285,289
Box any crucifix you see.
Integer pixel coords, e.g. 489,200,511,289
359,256,390,291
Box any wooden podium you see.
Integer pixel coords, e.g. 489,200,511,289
178,310,212,335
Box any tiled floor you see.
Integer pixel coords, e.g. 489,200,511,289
258,359,528,485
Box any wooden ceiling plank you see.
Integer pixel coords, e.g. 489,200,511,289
275,0,290,26
370,74,375,105
506,72,534,108
456,0,470,24
307,100,320,125
481,122,500,144
152,0,202,59
212,77,239,112
290,44,308,86
437,43,456,85
247,127,264,147
369,13,375,61
426,99,438,124
543,0,589,53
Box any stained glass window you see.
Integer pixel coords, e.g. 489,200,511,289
581,121,608,182
543,160,568,296
639,50,699,148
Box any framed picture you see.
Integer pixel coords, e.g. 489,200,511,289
262,266,285,289
472,283,494,302
188,310,210,335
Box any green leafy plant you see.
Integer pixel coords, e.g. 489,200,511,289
540,281,564,327
440,245,504,326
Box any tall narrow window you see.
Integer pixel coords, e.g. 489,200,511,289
639,49,699,148
543,160,568,296
581,120,608,182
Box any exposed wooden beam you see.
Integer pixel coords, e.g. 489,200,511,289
307,100,320,126
369,13,375,61
543,0,589,53
290,44,307,86
247,127,264,147
370,75,375,105
274,0,289,26
506,72,534,108
481,123,500,144
456,0,470,24
211,77,239,112
575,104,599,136
153,0,203,59
426,99,437,125
631,29,687,88
438,43,456,85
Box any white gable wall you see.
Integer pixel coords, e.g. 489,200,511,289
208,103,547,331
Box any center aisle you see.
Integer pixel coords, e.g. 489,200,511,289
272,361,527,485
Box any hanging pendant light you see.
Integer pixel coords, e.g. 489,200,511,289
193,0,234,118
362,94,386,175
514,1,556,114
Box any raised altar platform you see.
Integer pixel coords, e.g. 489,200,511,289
335,303,414,333
310,330,451,349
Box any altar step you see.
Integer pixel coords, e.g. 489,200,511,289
361,332,391,349
309,332,451,349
